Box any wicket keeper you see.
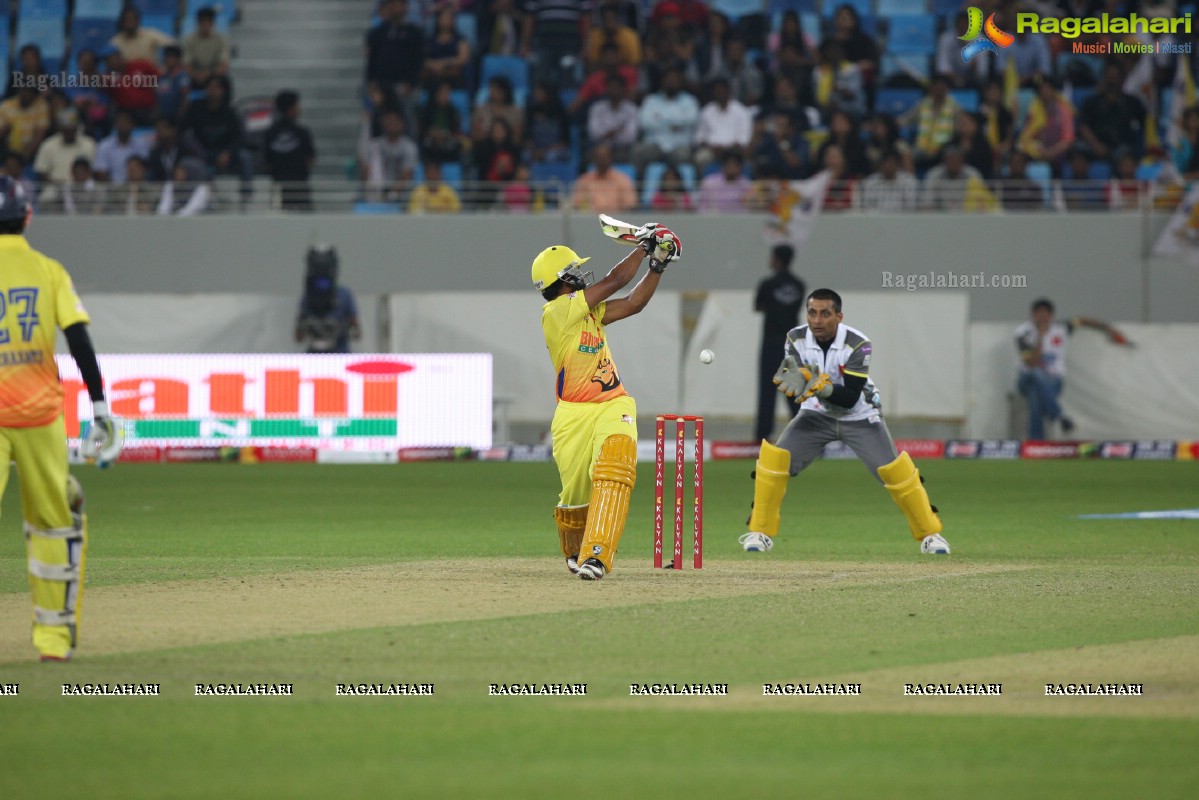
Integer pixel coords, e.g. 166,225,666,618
531,224,680,580
740,288,950,555
0,175,121,661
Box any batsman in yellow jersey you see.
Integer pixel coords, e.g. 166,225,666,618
531,223,681,580
0,175,122,662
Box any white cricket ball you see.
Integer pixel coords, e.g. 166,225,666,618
699,349,715,364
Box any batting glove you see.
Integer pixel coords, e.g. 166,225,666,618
633,222,663,253
648,228,681,273
83,400,125,468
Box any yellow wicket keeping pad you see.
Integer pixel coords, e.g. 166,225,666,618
748,440,790,538
550,395,638,507
877,451,943,541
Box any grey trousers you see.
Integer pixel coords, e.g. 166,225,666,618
775,410,899,483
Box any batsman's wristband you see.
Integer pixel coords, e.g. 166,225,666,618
92,399,110,420
648,258,668,273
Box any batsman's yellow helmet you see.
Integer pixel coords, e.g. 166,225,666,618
530,245,591,293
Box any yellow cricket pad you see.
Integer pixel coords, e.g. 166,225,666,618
578,435,637,573
26,513,87,659
554,505,588,559
748,440,790,537
877,452,943,540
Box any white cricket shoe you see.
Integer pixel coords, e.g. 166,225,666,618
920,534,951,554
739,532,774,552
576,558,605,581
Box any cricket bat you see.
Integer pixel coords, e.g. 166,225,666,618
598,214,642,245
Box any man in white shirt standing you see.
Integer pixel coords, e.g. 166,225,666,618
694,77,753,175
1015,298,1128,440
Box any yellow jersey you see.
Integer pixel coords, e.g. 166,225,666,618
540,291,628,404
0,235,90,428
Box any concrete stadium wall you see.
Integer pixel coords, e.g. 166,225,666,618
26,211,1196,322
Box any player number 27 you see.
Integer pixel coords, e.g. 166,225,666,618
0,287,40,344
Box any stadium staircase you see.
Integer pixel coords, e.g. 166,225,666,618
232,0,373,202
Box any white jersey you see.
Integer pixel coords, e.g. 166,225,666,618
784,322,880,421
1014,320,1072,377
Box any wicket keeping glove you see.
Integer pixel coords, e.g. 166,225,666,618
799,369,833,401
83,400,125,468
771,356,808,398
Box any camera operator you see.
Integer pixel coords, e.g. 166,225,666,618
295,244,361,353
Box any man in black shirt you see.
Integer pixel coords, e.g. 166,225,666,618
1078,62,1145,163
183,75,254,205
264,91,316,211
365,0,424,131
753,244,805,443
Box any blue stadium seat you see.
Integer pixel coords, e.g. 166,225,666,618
1070,86,1096,110
886,14,936,56
141,13,178,36
641,161,697,207
455,12,477,47
1015,87,1035,127
354,202,402,214
1025,160,1052,206
874,87,923,117
880,52,931,84
74,0,123,16
15,16,67,63
712,0,767,20
70,18,117,57
19,0,67,18
612,162,637,182
1087,161,1112,181
1135,163,1162,181
479,55,530,93
877,0,927,14
769,0,818,14
932,0,963,16
473,85,527,110
440,161,463,190
140,0,182,14
949,88,978,111
823,0,873,20
530,161,577,185
449,89,472,133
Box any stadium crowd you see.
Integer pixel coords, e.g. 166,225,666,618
2,0,1198,213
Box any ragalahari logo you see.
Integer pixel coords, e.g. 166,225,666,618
960,7,1014,63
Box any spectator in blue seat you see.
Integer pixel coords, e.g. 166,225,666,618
110,4,175,64
864,113,912,175
360,108,419,202
366,0,425,133
183,75,255,206
710,36,764,109
67,50,113,140
264,90,317,211
935,13,982,89
811,39,865,121
104,49,161,127
183,6,232,89
695,77,753,174
948,110,996,180
817,109,870,179
994,24,1051,88
422,6,472,91
4,45,48,102
587,74,639,163
1174,106,1199,181
696,10,731,82
861,149,917,211
749,111,809,180
419,80,467,165
998,150,1046,211
1078,62,1145,165
978,79,1014,164
632,66,700,175
480,0,523,59
473,75,524,149
92,110,151,184
821,4,878,99
1061,147,1107,211
526,82,573,164
156,46,192,122
570,42,638,120
146,116,204,183
473,117,523,206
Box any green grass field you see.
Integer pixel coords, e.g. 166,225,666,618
1,459,1197,798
